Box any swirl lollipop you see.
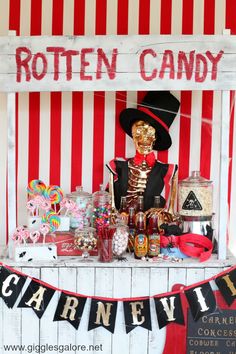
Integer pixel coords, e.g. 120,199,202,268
44,185,64,212
34,195,45,206
12,231,23,245
42,211,61,233
27,179,46,197
12,226,30,245
58,197,69,214
48,213,61,232
44,185,64,204
29,230,40,244
40,198,52,212
39,223,51,244
27,199,36,216
64,199,76,216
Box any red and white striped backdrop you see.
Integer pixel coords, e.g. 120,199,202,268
0,0,235,254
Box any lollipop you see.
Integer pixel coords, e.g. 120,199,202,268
27,199,36,216
58,197,69,214
44,185,64,205
34,195,45,206
42,211,61,232
40,198,52,212
48,213,61,232
12,231,23,245
59,197,68,207
12,226,30,245
39,223,51,243
29,230,40,244
27,179,46,196
64,199,76,216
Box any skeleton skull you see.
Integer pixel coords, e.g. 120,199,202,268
131,120,156,155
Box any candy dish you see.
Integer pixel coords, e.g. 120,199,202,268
74,227,97,261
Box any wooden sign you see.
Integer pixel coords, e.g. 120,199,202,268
0,34,236,92
187,309,236,354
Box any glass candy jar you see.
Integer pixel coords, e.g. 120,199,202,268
178,171,213,218
74,227,97,260
92,184,112,231
109,221,129,259
67,186,92,229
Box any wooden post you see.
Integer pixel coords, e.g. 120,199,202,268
7,31,17,258
218,29,231,260
7,92,16,258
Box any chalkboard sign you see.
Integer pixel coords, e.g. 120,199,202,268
187,309,236,354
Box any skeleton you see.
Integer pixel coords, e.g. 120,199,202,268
126,120,156,208
126,159,152,207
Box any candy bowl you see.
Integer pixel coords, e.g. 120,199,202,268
74,227,97,261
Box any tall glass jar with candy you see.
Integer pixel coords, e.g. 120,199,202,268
92,184,112,231
66,186,92,229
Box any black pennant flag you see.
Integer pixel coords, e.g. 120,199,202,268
154,293,185,329
185,282,216,321
0,266,27,308
18,279,55,318
123,299,152,333
88,299,117,333
215,268,236,306
53,292,87,329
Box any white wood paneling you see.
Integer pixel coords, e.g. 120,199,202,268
76,267,95,354
130,267,150,354
149,268,168,354
94,268,114,354
58,268,77,351
168,268,187,291
186,268,205,286
112,268,132,354
204,267,224,291
21,267,40,354
2,267,23,354
40,268,59,350
0,94,7,246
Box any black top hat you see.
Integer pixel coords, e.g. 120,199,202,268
119,91,180,151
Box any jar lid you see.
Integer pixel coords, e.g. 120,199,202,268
75,226,96,236
179,171,212,186
92,184,111,200
67,186,92,200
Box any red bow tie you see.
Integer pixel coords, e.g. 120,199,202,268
133,151,156,167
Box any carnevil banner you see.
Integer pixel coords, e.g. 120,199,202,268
0,263,236,337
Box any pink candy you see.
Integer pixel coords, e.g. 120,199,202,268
39,223,51,244
12,226,30,245
27,200,36,215
29,230,40,244
59,198,77,215
40,199,51,211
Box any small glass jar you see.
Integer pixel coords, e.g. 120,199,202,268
109,221,129,259
92,184,112,231
178,171,213,218
67,186,92,229
74,227,97,259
